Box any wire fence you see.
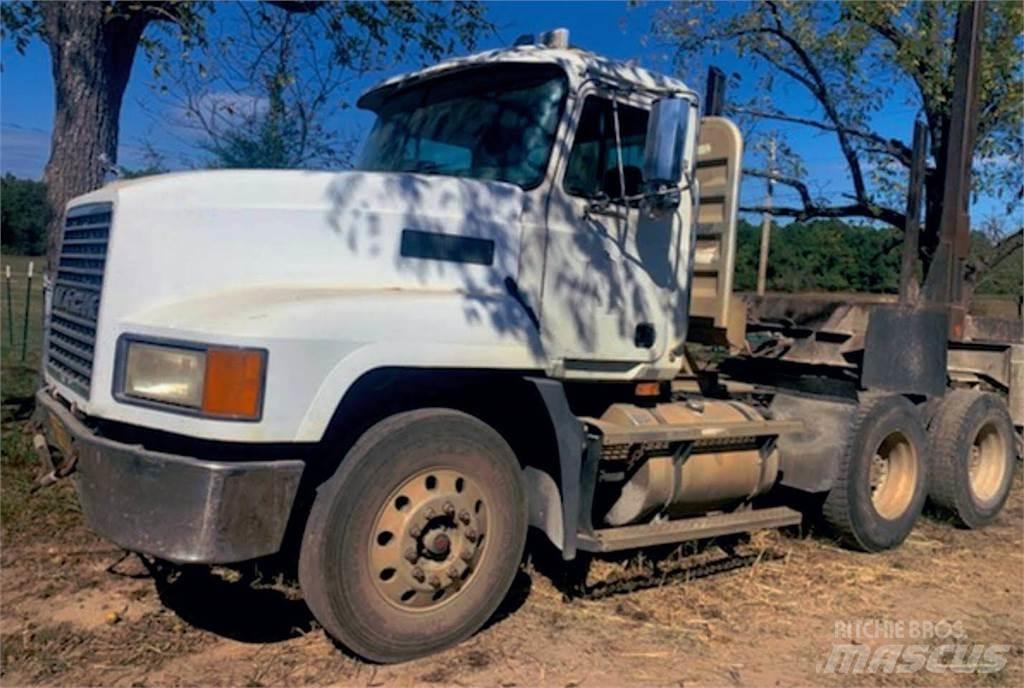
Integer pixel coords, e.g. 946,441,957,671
1,260,49,364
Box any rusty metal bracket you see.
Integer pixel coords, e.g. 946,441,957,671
899,120,928,306
921,1,986,339
30,432,79,493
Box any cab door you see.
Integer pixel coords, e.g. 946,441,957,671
540,87,693,373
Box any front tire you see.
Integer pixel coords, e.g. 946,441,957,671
823,396,928,552
927,390,1016,529
299,409,527,663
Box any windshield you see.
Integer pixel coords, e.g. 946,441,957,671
358,64,567,189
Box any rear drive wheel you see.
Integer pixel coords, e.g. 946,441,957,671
927,390,1016,528
823,396,928,552
299,409,527,663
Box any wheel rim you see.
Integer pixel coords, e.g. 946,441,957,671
869,431,918,520
369,467,489,611
968,422,1007,505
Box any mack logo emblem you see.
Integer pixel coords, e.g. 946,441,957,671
53,285,100,321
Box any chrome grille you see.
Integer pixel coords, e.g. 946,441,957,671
46,203,112,397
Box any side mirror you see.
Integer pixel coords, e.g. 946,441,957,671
642,97,691,210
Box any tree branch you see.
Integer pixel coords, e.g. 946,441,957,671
265,1,323,14
966,228,1024,284
739,202,904,228
762,1,869,205
743,168,813,208
750,46,818,95
847,2,945,146
729,106,914,166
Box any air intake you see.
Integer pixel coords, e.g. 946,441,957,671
46,203,112,398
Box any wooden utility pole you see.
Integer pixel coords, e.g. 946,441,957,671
756,135,775,296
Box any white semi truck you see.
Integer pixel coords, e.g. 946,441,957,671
34,29,1021,662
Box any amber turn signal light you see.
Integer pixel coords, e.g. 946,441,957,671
635,382,661,397
201,348,265,419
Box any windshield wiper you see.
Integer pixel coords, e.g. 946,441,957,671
410,161,444,173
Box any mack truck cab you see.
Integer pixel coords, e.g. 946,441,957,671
34,29,1019,663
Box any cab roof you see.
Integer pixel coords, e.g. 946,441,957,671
359,44,696,109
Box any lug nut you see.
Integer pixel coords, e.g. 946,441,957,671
428,575,441,589
423,507,435,519
448,566,460,579
443,501,455,516
409,524,422,538
460,549,473,562
465,528,477,543
411,566,425,582
459,510,471,525
404,547,418,563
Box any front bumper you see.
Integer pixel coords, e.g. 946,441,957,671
34,389,305,564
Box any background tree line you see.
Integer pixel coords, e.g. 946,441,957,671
732,218,1021,297
1,175,48,256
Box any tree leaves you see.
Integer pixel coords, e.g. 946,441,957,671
733,217,1021,297
0,175,50,255
654,0,1023,252
0,1,43,55
158,1,492,170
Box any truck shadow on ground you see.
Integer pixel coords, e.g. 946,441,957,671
139,556,533,650
142,559,315,644
133,521,819,655
137,529,799,652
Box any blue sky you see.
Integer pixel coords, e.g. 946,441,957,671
0,1,1014,223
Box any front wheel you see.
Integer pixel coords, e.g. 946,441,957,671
299,409,527,663
822,396,928,552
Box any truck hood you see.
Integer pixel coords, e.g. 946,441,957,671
80,169,525,326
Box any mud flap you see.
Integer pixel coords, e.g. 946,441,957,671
770,394,857,494
525,377,588,560
861,305,948,398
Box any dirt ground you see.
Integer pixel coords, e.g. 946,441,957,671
1,409,1022,688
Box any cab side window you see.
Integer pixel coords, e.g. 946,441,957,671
563,96,649,203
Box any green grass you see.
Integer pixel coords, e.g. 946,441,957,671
0,252,72,545
1,253,46,405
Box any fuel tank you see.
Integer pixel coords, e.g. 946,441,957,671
597,400,780,526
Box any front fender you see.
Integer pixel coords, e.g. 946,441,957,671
297,334,545,441
89,287,545,443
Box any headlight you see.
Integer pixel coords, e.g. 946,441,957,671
120,339,265,420
124,343,206,408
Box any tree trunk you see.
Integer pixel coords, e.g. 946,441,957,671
39,3,147,271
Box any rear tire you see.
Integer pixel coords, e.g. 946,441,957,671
823,396,928,552
927,390,1016,529
299,409,527,663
